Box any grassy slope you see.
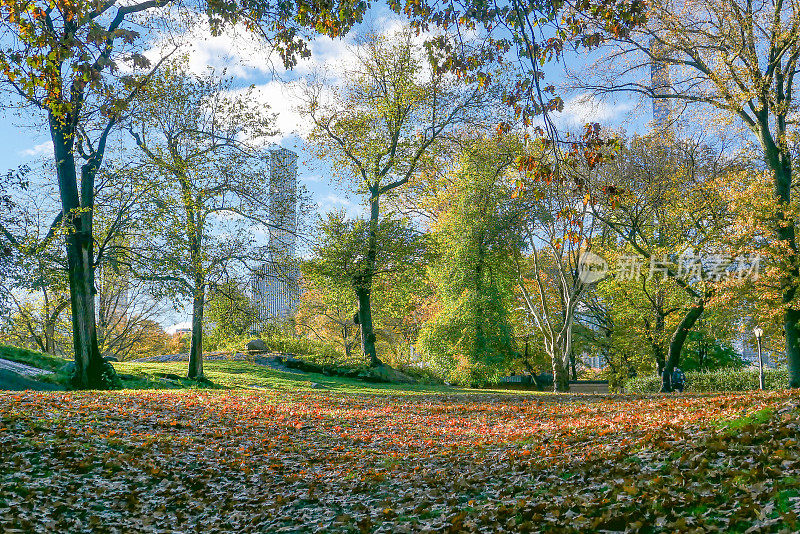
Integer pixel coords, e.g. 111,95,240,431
0,343,484,394
113,359,463,395
0,345,68,372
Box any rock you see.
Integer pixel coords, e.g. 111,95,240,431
253,355,278,365
60,362,76,375
103,356,119,362
310,382,327,389
370,365,417,384
246,339,270,353
155,373,182,381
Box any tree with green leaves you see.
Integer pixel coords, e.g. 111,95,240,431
126,61,278,379
295,271,361,363
575,0,800,388
591,135,740,390
203,280,259,350
417,136,520,385
300,28,488,366
0,166,70,355
589,253,687,375
0,0,179,387
305,211,427,367
0,0,369,388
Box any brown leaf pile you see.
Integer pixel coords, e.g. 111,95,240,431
1,390,798,532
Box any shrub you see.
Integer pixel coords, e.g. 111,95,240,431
266,334,364,367
625,366,790,393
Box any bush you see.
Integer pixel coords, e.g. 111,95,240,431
266,334,363,368
207,330,365,369
625,366,790,393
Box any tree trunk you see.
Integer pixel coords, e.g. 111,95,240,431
784,308,800,388
661,300,704,392
776,161,800,387
44,319,56,355
569,347,578,381
343,324,352,358
653,310,666,374
354,188,382,368
187,286,205,379
356,285,380,367
51,114,109,389
65,229,106,388
766,138,800,388
552,348,570,392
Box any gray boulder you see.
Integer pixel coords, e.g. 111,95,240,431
246,339,270,354
371,365,417,384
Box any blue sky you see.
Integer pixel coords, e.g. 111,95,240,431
0,7,648,221
0,7,651,327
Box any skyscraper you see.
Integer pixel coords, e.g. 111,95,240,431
650,38,672,131
251,148,300,324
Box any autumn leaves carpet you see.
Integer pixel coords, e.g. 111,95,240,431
1,390,798,532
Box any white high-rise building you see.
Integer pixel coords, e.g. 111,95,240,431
650,38,671,132
251,148,300,323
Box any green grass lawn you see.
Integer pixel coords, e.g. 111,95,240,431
0,343,481,394
113,359,461,394
0,343,546,396
0,345,69,372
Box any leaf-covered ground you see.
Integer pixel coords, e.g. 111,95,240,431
2,389,799,533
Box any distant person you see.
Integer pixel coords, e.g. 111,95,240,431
672,367,686,392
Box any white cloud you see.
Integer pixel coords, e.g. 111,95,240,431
557,94,634,127
135,15,457,146
19,142,53,159
302,174,324,183
256,81,314,140
131,12,279,79
142,13,362,81
318,193,365,218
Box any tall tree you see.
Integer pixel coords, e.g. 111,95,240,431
304,211,428,367
300,29,488,366
513,169,603,392
127,61,277,379
0,0,368,388
591,135,740,390
0,0,178,387
575,0,800,387
417,136,520,386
